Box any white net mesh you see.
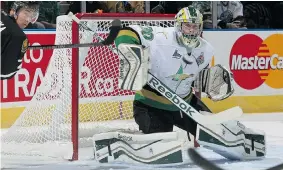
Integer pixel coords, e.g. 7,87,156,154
1,14,174,160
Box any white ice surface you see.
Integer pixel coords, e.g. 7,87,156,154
1,114,283,170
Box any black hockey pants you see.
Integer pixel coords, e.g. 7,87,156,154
133,94,211,137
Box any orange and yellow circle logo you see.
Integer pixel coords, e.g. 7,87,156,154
229,34,283,90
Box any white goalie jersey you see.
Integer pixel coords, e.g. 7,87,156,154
128,25,214,98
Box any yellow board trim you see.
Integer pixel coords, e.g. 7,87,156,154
1,95,283,129
202,95,283,113
1,107,25,129
1,101,133,129
117,30,139,41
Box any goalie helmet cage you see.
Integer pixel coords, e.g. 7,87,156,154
1,13,182,161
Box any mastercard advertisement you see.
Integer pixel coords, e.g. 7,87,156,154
230,34,283,90
203,31,283,113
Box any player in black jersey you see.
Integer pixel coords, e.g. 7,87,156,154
1,2,39,80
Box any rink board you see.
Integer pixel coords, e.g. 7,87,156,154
2,95,282,129
1,99,134,129
1,30,283,128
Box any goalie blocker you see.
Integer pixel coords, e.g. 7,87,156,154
118,43,149,90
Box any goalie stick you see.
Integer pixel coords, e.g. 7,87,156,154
27,19,122,50
68,12,242,125
188,148,283,170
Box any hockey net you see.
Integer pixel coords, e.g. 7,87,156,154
1,13,175,160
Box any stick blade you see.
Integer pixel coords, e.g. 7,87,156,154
198,106,243,125
267,163,283,170
188,148,283,170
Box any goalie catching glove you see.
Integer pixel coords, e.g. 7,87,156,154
118,43,150,90
194,64,234,101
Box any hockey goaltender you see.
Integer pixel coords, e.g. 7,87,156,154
92,6,266,164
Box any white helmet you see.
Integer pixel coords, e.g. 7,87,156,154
174,6,203,49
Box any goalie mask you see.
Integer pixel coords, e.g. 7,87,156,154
174,6,203,50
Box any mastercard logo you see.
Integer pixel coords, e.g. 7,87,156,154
229,34,283,90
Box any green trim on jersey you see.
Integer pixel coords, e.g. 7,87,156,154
115,29,141,47
135,89,193,111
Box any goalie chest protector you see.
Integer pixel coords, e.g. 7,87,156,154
129,25,214,98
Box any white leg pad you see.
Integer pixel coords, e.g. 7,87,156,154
196,121,266,160
93,131,194,164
